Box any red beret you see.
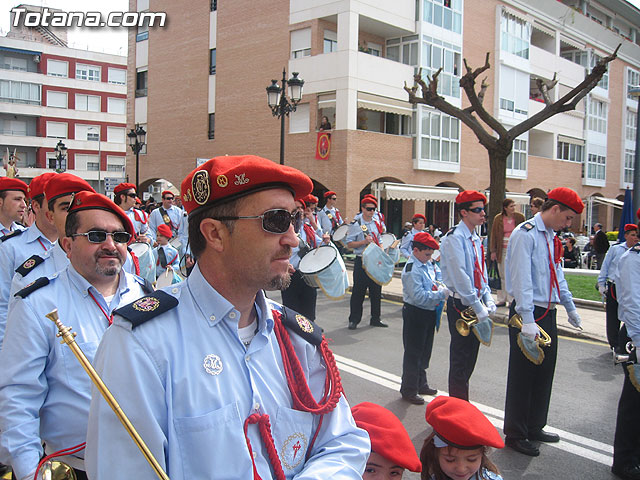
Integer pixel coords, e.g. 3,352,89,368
547,187,584,214
304,194,318,204
352,402,421,473
0,177,28,195
412,213,426,222
361,197,378,208
68,191,135,242
114,183,136,195
425,396,504,449
455,190,487,205
295,197,306,208
44,173,95,203
27,173,58,199
624,223,638,232
324,191,337,198
157,224,173,238
363,194,377,200
181,155,312,216
413,232,439,250
162,190,174,198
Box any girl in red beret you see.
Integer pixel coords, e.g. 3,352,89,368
421,396,504,480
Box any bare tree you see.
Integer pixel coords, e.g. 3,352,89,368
404,46,619,237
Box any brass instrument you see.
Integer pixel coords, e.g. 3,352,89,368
39,460,76,479
455,306,493,346
508,313,552,347
46,309,170,480
614,341,636,365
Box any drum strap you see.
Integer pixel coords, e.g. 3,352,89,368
133,209,148,224
159,207,177,231
302,223,317,248
158,247,168,268
129,249,141,276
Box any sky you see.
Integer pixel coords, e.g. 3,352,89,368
0,0,129,55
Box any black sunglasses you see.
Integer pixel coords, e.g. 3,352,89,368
364,206,376,212
329,196,337,200
468,206,485,214
126,193,137,199
214,208,303,234
71,230,131,244
164,197,174,201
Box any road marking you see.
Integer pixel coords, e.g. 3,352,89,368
335,353,614,464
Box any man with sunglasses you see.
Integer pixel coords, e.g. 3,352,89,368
0,191,149,480
439,190,496,401
147,189,185,245
318,190,344,235
347,197,388,330
114,182,150,241
400,213,427,259
85,155,370,480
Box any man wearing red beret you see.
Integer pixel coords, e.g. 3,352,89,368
400,213,427,259
504,187,583,456
0,191,150,480
0,177,28,236
114,182,150,241
439,190,496,401
85,155,370,479
400,232,448,404
147,189,185,245
318,190,344,235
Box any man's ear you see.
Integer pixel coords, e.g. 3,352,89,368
60,235,72,256
199,218,228,253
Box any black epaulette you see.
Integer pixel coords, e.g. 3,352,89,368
0,229,23,242
405,262,413,272
520,221,535,231
279,306,323,346
14,276,50,299
15,254,44,277
444,226,456,237
631,242,640,253
115,290,178,328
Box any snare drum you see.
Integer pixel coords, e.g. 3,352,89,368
169,237,182,250
130,242,156,284
380,233,396,251
298,245,350,299
362,243,400,286
331,224,350,248
155,266,183,288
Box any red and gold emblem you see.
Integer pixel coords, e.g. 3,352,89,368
23,258,36,269
132,296,160,312
280,432,308,470
296,314,313,334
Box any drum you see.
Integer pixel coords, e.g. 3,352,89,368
331,224,350,248
130,242,156,284
155,266,183,289
362,243,400,286
380,233,396,251
298,245,350,299
169,237,182,250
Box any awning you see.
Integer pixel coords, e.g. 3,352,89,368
532,21,555,38
591,196,623,209
357,92,414,116
380,182,459,202
0,46,41,56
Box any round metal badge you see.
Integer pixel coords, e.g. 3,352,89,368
192,170,211,205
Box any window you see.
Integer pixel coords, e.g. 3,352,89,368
75,154,99,171
76,124,100,142
324,30,337,54
291,28,311,59
587,98,607,134
107,126,125,143
289,104,310,133
0,80,40,104
561,49,588,67
47,59,68,77
107,97,126,115
47,90,67,108
48,152,66,171
2,56,27,71
624,149,635,184
627,68,640,100
46,121,67,139
557,140,584,163
420,107,459,163
76,63,101,82
423,0,462,34
76,94,101,112
422,36,461,98
108,68,126,85
210,0,217,11
2,119,27,136
210,49,216,74
626,109,637,143
386,35,418,66
367,42,382,57
500,10,530,59
499,65,528,115
208,113,215,139
591,54,608,90
107,155,126,173
136,70,148,97
507,138,527,174
586,152,606,181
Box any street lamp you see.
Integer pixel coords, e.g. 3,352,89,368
87,127,101,194
54,140,67,172
266,69,304,165
127,124,146,193
629,87,640,215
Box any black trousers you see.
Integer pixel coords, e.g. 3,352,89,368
613,358,640,469
401,303,437,396
605,283,619,349
446,297,480,401
348,256,381,325
281,270,317,321
504,302,558,440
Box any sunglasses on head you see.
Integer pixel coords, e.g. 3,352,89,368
364,206,376,212
71,230,131,244
214,208,303,234
467,206,485,214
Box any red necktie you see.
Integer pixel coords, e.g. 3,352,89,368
470,238,484,296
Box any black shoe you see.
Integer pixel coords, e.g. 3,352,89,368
529,430,560,443
612,464,640,480
348,322,357,330
370,320,388,327
418,385,438,395
505,437,540,457
495,302,507,307
402,394,425,405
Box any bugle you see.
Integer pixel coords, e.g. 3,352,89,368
613,341,637,365
508,313,552,347
455,307,478,337
46,309,170,480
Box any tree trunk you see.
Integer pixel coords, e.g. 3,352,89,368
485,148,509,259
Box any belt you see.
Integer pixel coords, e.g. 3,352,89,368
533,301,557,309
452,292,463,300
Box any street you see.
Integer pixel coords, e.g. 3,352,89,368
269,291,624,480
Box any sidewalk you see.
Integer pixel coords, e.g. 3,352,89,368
344,264,608,344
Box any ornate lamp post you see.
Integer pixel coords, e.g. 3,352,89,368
266,69,304,165
127,124,146,192
54,140,67,172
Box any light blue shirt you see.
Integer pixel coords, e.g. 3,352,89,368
400,228,421,259
126,207,149,236
147,205,187,244
0,222,25,236
85,264,370,480
290,223,324,270
317,206,343,234
0,266,146,479
153,244,180,277
616,243,640,346
346,218,385,256
402,255,445,310
597,242,627,286
505,214,576,325
439,221,492,314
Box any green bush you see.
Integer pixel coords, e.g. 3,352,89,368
606,231,618,241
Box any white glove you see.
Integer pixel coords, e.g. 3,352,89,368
437,285,451,299
568,310,582,329
486,301,497,315
521,322,540,339
475,304,489,323
598,284,607,295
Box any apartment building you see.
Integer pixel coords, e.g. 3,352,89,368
130,0,640,234
0,4,127,193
